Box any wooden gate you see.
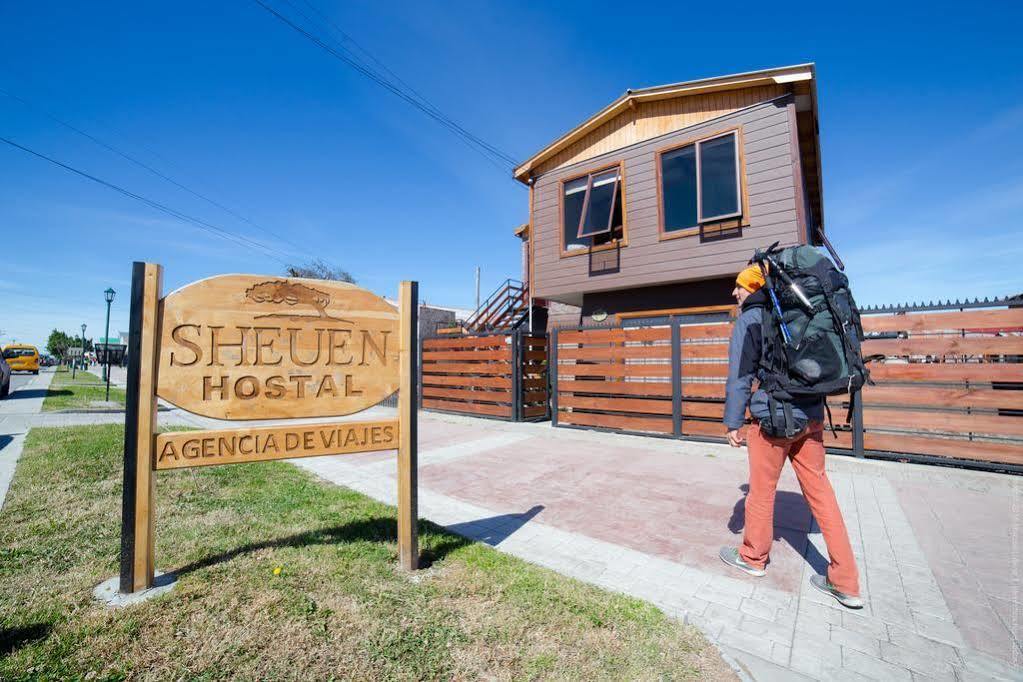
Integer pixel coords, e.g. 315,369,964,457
844,303,1023,468
421,330,548,421
551,301,1023,471
549,316,733,439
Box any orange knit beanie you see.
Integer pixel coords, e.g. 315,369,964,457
736,264,766,293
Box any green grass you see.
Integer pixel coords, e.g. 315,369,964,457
41,370,126,412
0,424,733,680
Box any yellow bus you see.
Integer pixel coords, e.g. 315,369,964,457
3,344,40,374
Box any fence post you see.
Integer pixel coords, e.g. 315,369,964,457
671,316,682,438
511,329,522,421
542,332,551,421
550,328,559,427
852,392,865,458
417,331,424,411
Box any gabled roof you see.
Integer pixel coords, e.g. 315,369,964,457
514,63,816,183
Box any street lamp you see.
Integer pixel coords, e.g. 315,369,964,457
103,287,116,401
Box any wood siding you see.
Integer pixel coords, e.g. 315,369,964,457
532,95,802,304
534,85,786,176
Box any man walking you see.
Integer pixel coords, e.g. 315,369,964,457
718,264,863,609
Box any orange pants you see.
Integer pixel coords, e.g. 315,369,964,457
739,422,860,596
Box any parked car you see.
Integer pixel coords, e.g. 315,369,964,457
3,344,41,374
0,353,10,398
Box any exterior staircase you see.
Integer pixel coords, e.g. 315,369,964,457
462,279,531,333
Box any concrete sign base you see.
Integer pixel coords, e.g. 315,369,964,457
94,571,177,608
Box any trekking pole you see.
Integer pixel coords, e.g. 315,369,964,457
816,227,846,271
758,264,792,346
760,254,815,313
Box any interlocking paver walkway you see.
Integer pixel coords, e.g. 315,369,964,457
291,412,1022,681
5,374,1020,680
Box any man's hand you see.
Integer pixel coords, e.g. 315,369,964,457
727,429,745,448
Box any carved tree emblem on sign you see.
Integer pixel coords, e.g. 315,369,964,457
245,280,352,323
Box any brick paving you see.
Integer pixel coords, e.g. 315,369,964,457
292,412,1022,681
5,372,1021,680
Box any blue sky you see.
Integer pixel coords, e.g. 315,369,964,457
1,1,1021,349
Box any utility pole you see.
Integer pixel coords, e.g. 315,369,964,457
475,266,481,311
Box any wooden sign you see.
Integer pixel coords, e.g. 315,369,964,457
157,275,400,419
119,263,419,595
154,420,397,469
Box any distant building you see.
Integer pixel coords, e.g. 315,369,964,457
95,335,128,365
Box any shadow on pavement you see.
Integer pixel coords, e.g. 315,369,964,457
172,517,472,577
4,389,69,400
728,484,829,575
446,504,545,547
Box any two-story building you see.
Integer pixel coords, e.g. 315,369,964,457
515,63,824,329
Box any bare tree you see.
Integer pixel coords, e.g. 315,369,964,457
284,259,355,283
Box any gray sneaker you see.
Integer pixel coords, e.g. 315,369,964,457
810,574,864,609
719,547,766,577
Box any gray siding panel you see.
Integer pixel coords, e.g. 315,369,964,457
748,176,797,197
532,94,804,301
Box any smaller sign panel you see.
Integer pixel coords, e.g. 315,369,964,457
153,419,398,470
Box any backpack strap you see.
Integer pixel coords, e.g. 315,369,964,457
766,394,797,439
819,282,867,391
825,402,838,439
782,400,796,438
846,385,857,427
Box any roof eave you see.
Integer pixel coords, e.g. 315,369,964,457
514,63,815,183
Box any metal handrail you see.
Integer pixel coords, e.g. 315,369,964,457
486,287,529,331
465,278,527,331
465,278,520,328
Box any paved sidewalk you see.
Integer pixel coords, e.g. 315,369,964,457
0,370,55,509
292,412,1021,681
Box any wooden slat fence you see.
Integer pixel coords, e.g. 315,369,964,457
553,325,675,435
552,305,1023,470
844,306,1023,467
520,334,551,420
421,330,548,421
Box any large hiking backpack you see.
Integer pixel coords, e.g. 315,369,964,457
754,244,871,432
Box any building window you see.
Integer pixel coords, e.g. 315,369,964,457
660,130,742,234
563,166,624,252
660,145,697,232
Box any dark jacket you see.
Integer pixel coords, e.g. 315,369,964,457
723,290,823,430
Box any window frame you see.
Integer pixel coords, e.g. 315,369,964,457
655,126,748,242
696,130,743,223
576,168,621,239
558,161,628,258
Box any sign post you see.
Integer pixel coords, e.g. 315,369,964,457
397,281,418,570
116,263,419,595
120,262,161,593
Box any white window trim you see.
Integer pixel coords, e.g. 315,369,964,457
695,130,742,223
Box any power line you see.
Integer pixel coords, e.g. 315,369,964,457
0,135,291,266
296,0,441,115
0,87,320,263
251,0,522,174
261,0,515,170
291,0,524,180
